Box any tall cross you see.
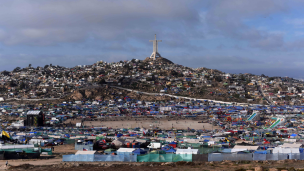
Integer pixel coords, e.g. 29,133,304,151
149,34,162,60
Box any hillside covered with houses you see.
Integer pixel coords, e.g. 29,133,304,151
0,57,303,106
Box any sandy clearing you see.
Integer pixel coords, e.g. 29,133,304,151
80,119,220,130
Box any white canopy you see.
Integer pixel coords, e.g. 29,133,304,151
281,143,301,148
75,150,97,155
176,149,199,154
273,147,299,153
231,149,247,153
233,145,259,151
117,148,135,153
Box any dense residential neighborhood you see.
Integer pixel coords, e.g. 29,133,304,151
0,57,303,106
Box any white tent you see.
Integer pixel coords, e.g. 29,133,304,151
75,150,97,155
176,149,199,154
272,147,299,153
272,143,301,153
281,143,301,148
233,145,259,151
231,149,248,153
116,148,135,154
231,145,259,153
112,138,125,147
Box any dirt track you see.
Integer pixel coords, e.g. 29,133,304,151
65,118,220,130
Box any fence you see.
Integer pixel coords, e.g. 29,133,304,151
95,154,137,162
192,154,208,162
208,153,304,162
62,153,304,162
137,154,192,162
63,154,95,162
62,154,136,162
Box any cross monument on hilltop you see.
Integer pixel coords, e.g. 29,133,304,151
149,34,162,60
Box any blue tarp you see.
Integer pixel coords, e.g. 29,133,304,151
254,151,267,154
165,148,176,153
133,149,147,155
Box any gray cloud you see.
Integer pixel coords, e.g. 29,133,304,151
203,0,303,51
0,0,202,46
0,0,299,51
0,0,304,79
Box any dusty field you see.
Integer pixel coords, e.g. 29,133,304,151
2,159,304,171
52,143,78,155
67,118,220,130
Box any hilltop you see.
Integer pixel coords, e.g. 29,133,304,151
144,56,174,64
0,57,303,105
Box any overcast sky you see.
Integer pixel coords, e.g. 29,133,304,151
1,0,304,78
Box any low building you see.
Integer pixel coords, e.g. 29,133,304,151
26,111,45,127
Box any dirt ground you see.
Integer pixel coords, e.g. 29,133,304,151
52,143,78,155
65,118,220,130
3,159,304,171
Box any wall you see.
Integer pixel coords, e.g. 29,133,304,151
62,153,304,162
62,154,136,162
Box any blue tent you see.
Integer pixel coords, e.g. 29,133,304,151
165,148,176,153
254,151,267,154
132,149,147,155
